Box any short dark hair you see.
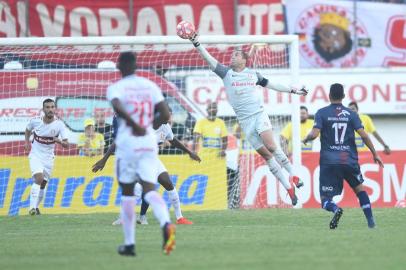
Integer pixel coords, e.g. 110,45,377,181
117,51,136,75
43,98,55,107
348,101,358,110
300,106,308,112
329,83,345,100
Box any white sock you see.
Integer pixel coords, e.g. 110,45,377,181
121,196,135,245
30,183,41,210
144,191,170,227
267,158,291,190
273,148,293,175
134,183,142,202
168,188,182,220
36,189,45,208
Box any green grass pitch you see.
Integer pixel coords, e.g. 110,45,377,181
1,208,405,270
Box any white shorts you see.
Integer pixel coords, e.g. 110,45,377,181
115,132,161,184
28,154,54,180
115,150,162,184
157,159,168,177
239,111,272,150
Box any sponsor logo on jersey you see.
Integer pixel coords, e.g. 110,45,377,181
231,81,255,87
338,110,350,117
33,132,55,145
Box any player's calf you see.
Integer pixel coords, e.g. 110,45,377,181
356,190,375,229
162,223,176,255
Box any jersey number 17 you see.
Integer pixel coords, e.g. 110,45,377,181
332,123,347,144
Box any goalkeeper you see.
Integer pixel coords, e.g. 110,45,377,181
92,115,200,225
188,33,308,205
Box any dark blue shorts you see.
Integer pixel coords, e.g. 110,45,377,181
319,164,364,198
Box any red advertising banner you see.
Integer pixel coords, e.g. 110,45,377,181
240,151,406,208
1,0,284,38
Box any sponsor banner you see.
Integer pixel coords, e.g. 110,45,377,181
0,69,188,145
2,0,283,38
185,68,406,116
240,151,406,208
0,155,227,216
285,0,406,67
1,0,283,67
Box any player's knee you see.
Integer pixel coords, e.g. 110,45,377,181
141,181,155,193
40,180,48,189
353,184,364,194
158,172,174,191
265,143,277,153
120,183,135,196
33,174,45,185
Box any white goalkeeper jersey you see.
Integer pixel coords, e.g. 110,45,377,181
106,74,164,157
155,123,174,145
26,116,68,158
214,64,264,121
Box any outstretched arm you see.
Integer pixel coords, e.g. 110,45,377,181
189,33,218,70
256,73,308,96
169,138,201,162
372,131,391,155
303,128,320,145
357,129,384,168
92,142,116,172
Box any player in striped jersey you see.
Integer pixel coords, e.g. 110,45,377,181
25,98,69,215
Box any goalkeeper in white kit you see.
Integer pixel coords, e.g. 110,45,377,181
188,33,308,205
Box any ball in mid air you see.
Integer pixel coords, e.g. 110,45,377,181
176,21,195,39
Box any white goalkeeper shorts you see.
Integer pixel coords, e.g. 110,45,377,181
28,153,54,180
239,111,272,150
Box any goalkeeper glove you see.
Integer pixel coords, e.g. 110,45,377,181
189,32,200,47
291,86,308,96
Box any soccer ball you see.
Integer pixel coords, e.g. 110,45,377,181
176,21,195,39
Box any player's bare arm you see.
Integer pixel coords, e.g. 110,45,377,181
54,138,68,148
303,127,320,145
153,101,171,129
92,142,116,172
189,33,218,70
372,130,391,155
169,138,201,162
219,136,228,157
110,98,146,136
192,133,202,152
357,128,384,168
24,128,31,153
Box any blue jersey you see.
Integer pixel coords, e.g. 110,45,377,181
112,115,118,140
314,104,363,165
